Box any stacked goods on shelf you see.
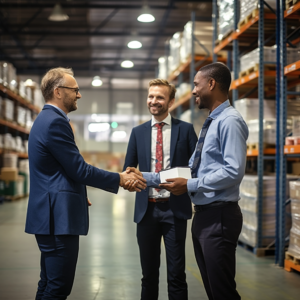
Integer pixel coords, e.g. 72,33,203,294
0,61,17,91
239,175,296,247
180,21,213,63
19,159,29,195
175,83,191,101
217,0,235,40
1,96,14,122
239,0,276,25
157,21,216,79
288,181,300,258
236,98,300,147
158,57,168,79
0,133,28,153
286,116,300,146
0,153,25,198
169,32,182,74
239,46,298,74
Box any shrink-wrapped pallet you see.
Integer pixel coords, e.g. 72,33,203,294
288,181,300,257
238,175,296,247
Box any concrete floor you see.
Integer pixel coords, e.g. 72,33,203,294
0,187,299,300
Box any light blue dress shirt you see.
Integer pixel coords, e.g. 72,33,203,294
44,104,70,122
143,100,249,205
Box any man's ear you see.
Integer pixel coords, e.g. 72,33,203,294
168,98,175,109
209,78,216,91
53,87,61,99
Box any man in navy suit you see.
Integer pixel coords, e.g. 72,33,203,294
25,67,146,300
123,79,198,300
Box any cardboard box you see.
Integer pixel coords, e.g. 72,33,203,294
159,167,191,183
0,167,19,181
292,163,300,175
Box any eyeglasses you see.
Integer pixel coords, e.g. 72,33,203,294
57,86,80,95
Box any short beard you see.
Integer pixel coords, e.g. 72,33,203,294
198,95,209,110
63,97,77,113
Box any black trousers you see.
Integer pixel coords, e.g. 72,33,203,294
137,202,188,300
35,234,79,300
191,202,242,300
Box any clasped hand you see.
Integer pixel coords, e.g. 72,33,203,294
120,167,147,192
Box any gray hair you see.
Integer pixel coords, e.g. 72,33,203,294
41,67,74,101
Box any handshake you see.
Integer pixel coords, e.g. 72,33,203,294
119,167,146,192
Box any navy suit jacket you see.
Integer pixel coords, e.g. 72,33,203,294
25,105,120,236
123,117,198,223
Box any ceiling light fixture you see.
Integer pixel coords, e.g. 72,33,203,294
48,3,69,22
121,60,134,68
91,76,103,87
137,5,155,23
127,41,142,49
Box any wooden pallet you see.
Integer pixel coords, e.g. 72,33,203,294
285,251,300,272
238,241,275,257
239,63,276,78
238,9,260,29
247,143,275,150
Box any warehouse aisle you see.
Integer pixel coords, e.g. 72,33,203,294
0,187,299,300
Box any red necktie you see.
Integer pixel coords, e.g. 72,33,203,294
155,122,165,173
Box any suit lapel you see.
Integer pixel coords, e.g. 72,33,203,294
170,118,179,166
144,121,152,171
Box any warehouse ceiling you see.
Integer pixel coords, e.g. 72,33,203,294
0,0,213,82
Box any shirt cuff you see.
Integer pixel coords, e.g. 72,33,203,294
142,172,160,188
187,178,199,193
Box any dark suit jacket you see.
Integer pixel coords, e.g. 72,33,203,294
25,105,120,236
123,117,198,223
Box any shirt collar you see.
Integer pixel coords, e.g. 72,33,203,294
44,104,70,122
209,99,230,120
151,113,171,126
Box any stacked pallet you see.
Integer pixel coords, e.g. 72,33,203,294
285,181,300,272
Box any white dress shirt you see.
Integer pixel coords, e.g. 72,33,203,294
149,114,172,198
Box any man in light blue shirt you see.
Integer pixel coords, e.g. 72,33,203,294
127,63,248,300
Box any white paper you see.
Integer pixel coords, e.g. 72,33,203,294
159,167,191,183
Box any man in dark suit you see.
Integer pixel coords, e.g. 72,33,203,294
123,79,198,300
25,67,146,300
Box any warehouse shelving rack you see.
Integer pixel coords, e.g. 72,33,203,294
277,0,300,267
212,0,281,256
167,12,226,122
0,83,40,159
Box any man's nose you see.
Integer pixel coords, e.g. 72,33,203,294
77,92,82,99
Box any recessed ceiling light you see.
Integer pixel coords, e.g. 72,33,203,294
128,41,142,49
92,76,103,87
121,60,134,68
137,13,155,23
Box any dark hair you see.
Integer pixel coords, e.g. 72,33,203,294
198,62,231,94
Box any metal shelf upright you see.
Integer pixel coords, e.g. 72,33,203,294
276,0,300,267
213,0,279,255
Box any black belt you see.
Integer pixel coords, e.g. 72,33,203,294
194,201,237,212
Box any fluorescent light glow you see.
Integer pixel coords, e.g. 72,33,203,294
127,40,142,49
137,14,155,23
92,76,103,87
121,60,134,68
88,122,110,132
112,131,127,139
